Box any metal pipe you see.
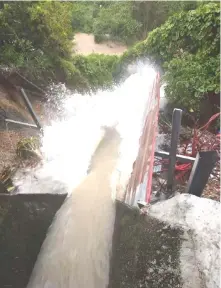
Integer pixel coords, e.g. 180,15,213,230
5,118,38,129
155,151,195,163
20,88,42,130
167,109,182,190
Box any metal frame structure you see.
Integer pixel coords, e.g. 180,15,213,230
167,109,182,190
4,88,42,130
154,108,218,198
1,88,42,193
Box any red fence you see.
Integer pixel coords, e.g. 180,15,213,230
125,73,160,206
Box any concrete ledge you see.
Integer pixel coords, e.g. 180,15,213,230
0,193,67,288
109,200,183,288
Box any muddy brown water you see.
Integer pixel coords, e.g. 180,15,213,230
73,33,127,55
27,127,122,288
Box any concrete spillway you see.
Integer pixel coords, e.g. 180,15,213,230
0,128,203,288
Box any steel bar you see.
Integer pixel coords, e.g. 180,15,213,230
5,118,38,129
20,88,42,130
16,71,46,95
155,151,195,163
185,151,218,197
167,108,182,190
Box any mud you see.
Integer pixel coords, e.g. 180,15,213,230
74,33,127,55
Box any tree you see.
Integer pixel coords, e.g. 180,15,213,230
93,2,141,44
0,2,73,82
164,53,220,112
119,3,220,113
71,2,94,33
131,1,199,40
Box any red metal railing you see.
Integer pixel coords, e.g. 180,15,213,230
125,73,160,206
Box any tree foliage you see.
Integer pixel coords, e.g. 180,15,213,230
131,1,198,39
0,0,219,112
73,54,119,90
0,1,73,83
93,2,141,44
119,3,220,112
71,2,95,33
164,53,220,111
77,1,200,45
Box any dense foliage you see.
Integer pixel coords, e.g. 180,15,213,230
73,54,119,90
164,53,220,111
93,2,141,44
120,3,220,112
71,2,95,33
0,1,220,115
0,1,119,90
0,1,73,83
70,1,199,45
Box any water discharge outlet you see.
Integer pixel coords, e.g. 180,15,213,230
0,64,219,288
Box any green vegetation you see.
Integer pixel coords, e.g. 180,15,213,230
93,2,141,44
120,2,220,112
0,1,220,115
164,53,220,112
70,1,200,45
0,1,119,90
0,1,73,84
73,54,119,90
71,2,95,33
16,137,41,160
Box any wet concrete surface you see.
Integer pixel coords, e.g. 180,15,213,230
0,193,67,288
109,200,183,288
0,127,194,288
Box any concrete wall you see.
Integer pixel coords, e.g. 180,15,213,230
109,201,183,288
0,193,67,288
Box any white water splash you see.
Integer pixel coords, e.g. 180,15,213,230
14,63,157,195
20,63,158,288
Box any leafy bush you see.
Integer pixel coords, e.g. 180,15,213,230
0,2,73,83
121,3,220,64
93,2,141,45
131,1,198,40
94,34,108,44
72,54,119,90
145,2,220,63
118,3,220,112
71,2,94,33
163,53,220,112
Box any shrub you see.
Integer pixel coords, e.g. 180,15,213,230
93,2,141,45
72,54,119,90
163,53,220,112
117,3,220,113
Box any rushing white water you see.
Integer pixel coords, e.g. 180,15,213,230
14,63,157,196
18,63,158,288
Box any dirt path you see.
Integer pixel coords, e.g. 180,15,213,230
27,127,121,288
73,33,127,55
